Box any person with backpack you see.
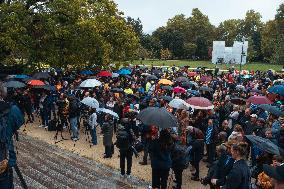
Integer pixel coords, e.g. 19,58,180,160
69,96,80,141
115,119,135,178
0,82,25,189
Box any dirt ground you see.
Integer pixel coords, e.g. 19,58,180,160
19,118,208,189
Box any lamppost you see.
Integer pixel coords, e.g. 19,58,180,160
239,36,246,83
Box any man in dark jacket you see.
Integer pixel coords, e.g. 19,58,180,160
69,96,80,141
205,119,218,166
22,90,34,123
101,114,114,158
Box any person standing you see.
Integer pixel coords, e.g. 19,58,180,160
69,96,80,141
205,119,217,166
88,108,98,145
101,114,114,158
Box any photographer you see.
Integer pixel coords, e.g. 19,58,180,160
0,82,25,189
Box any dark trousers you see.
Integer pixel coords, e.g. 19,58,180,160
0,168,13,189
173,168,183,189
105,145,112,157
120,150,133,175
192,160,200,178
207,143,216,164
142,140,149,163
152,168,170,189
25,110,34,123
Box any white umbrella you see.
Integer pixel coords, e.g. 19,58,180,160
81,97,99,109
112,73,119,78
169,99,190,110
79,79,102,88
97,108,119,118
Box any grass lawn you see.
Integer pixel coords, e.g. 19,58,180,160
129,60,283,72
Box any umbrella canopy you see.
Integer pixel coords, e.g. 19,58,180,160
247,96,272,105
246,135,280,155
97,108,119,118
181,81,197,88
112,73,119,78
268,85,284,96
81,97,99,109
173,86,186,94
152,69,163,76
126,94,140,100
250,88,261,93
200,76,212,82
169,99,189,110
111,88,124,93
199,86,213,92
230,97,246,105
141,73,151,76
4,81,26,88
97,71,112,77
14,75,30,79
146,75,158,81
137,107,178,128
161,85,173,91
187,90,200,96
258,104,284,117
186,97,214,110
27,80,45,86
160,96,173,102
33,72,51,79
175,77,189,83
236,85,246,91
188,72,197,77
158,79,173,85
80,70,94,75
79,79,102,88
117,69,131,75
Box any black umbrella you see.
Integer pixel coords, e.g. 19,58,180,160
111,88,124,93
4,81,26,88
152,69,163,76
146,75,158,81
199,86,213,92
137,107,178,128
230,97,246,105
246,135,280,155
258,104,284,117
176,77,189,83
161,85,173,91
33,72,51,79
160,96,173,102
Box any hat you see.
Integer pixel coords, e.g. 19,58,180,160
250,114,258,118
263,164,284,182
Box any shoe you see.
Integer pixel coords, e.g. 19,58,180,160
139,161,147,165
72,138,79,141
38,125,44,128
191,176,200,181
103,155,112,158
191,173,197,177
44,126,48,129
126,174,132,179
120,174,126,179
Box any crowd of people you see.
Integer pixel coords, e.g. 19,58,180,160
1,65,284,189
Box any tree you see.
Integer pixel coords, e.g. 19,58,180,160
160,48,172,60
216,19,242,46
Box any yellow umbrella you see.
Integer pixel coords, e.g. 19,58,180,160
124,88,133,94
158,79,173,85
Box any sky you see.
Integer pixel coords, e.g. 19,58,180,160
114,0,283,33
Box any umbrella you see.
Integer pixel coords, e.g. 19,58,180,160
112,73,119,78
186,97,214,110
187,90,200,96
111,88,124,93
268,85,284,96
141,73,151,76
158,79,173,85
199,86,213,92
200,76,212,82
250,88,261,93
27,80,45,86
173,86,186,94
79,79,102,88
230,97,246,105
247,96,272,105
33,72,51,79
152,69,163,76
246,135,280,155
161,85,173,91
175,77,189,83
14,75,30,79
80,70,94,75
160,96,173,102
188,72,197,77
236,85,246,91
97,71,112,77
181,81,197,88
97,108,119,118
146,75,158,81
4,81,26,88
81,97,99,109
137,107,178,128
117,69,131,75
169,99,189,110
258,104,284,117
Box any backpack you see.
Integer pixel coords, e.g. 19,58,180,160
171,144,191,169
116,130,130,150
0,102,10,174
48,119,57,131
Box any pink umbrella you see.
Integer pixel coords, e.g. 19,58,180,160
247,96,272,105
200,76,212,82
188,72,197,77
186,97,214,110
173,86,186,94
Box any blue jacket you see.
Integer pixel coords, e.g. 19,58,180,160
149,139,172,170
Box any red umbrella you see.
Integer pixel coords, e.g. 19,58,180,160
247,96,272,105
97,71,112,77
186,97,214,110
188,72,197,77
173,86,186,94
27,80,45,86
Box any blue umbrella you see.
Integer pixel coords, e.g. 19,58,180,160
80,70,94,75
15,75,30,79
117,69,131,75
268,85,284,96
